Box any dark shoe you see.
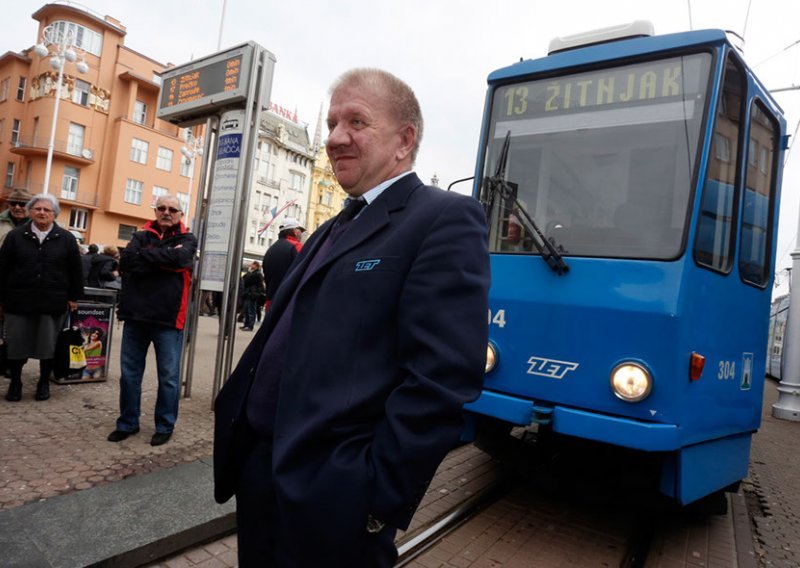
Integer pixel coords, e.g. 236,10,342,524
150,432,172,446
107,428,139,442
35,380,50,401
5,380,22,402
240,326,253,331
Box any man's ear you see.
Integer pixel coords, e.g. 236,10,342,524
395,123,417,162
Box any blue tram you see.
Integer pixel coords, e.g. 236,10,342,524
463,22,787,505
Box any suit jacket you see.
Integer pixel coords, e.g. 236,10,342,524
213,173,490,561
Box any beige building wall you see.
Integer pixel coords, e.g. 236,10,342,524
307,146,347,233
0,3,201,248
242,110,314,262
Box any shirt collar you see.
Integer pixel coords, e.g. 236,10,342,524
31,223,53,242
360,170,414,206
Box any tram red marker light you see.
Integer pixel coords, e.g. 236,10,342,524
690,353,705,381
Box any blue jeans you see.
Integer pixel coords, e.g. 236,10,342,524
243,298,258,328
116,320,183,434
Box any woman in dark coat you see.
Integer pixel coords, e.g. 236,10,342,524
0,194,83,401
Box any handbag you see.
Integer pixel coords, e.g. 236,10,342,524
53,311,86,380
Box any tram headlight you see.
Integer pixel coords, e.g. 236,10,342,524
610,362,652,402
485,343,498,373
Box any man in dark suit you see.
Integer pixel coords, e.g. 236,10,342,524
213,68,490,567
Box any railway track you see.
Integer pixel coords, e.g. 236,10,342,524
394,435,737,568
395,479,510,566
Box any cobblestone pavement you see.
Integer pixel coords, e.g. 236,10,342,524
0,315,248,511
157,380,798,568
744,380,800,568
148,442,500,567
3,317,799,568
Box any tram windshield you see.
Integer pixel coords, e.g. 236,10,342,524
482,52,713,259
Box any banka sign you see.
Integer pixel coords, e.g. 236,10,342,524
527,356,579,380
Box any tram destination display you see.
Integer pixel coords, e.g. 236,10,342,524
157,43,255,125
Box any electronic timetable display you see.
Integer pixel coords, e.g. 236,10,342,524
157,43,255,124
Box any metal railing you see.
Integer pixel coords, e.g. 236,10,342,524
14,134,95,161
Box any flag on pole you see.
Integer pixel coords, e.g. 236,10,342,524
258,199,298,236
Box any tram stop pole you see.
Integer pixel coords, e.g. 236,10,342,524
773,87,800,420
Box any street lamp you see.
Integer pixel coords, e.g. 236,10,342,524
33,24,89,195
181,132,204,220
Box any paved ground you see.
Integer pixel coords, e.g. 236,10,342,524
743,379,800,568
2,317,800,568
0,315,247,511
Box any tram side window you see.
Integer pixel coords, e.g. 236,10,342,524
739,102,778,287
694,56,745,273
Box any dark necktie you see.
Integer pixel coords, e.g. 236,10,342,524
330,198,366,241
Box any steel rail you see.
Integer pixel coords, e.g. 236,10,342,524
394,480,509,567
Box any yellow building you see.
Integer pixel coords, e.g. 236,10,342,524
306,107,346,232
0,3,201,247
307,146,347,232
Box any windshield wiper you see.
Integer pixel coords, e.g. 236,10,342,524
482,131,569,275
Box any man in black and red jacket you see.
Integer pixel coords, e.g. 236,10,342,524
107,195,197,447
261,217,304,312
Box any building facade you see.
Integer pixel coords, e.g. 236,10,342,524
0,3,201,247
242,107,315,263
307,145,347,233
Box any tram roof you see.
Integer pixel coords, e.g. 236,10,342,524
488,28,783,115
489,29,730,81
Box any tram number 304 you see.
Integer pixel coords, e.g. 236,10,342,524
718,360,736,380
488,309,507,328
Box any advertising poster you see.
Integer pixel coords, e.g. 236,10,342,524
68,303,114,383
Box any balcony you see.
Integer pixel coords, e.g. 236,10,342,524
257,176,280,189
19,181,99,208
11,135,96,165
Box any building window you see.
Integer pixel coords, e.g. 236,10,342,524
118,224,137,241
152,185,169,206
72,79,90,106
11,119,20,145
125,178,144,205
51,20,103,56
130,138,148,164
133,101,147,125
714,134,730,163
177,192,190,214
249,221,257,244
69,208,88,230
748,138,758,167
180,155,194,177
0,119,4,141
290,172,305,191
67,123,85,155
16,77,26,102
0,78,8,101
61,166,79,200
5,162,14,188
156,147,173,171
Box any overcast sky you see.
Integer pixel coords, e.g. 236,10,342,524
5,0,800,287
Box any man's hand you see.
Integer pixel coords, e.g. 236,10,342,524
67,301,78,312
